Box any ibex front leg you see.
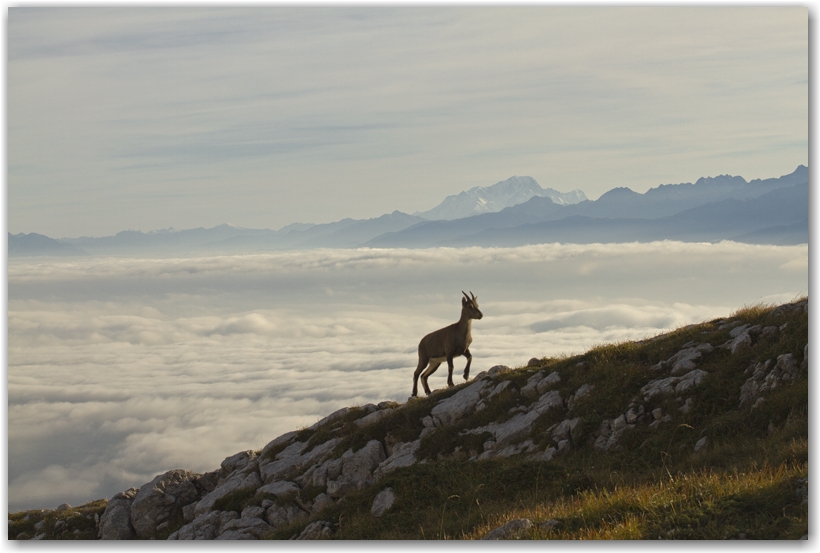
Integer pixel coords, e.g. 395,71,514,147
446,355,455,387
463,348,472,381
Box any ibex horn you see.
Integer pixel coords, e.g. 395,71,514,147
462,291,470,301
470,291,476,300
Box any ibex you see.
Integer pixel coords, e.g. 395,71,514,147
412,291,483,397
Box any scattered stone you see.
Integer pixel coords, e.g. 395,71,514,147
486,380,513,401
374,440,420,479
679,398,694,414
761,326,779,340
326,440,386,499
265,503,308,529
221,450,257,475
740,353,803,408
130,469,201,539
260,430,300,459
194,469,263,518
296,520,334,540
723,329,753,354
56,503,71,511
371,487,396,518
354,408,394,429
309,407,351,431
482,518,533,540
310,493,334,515
550,418,583,444
567,383,594,411
528,358,541,367
429,379,490,427
215,516,274,540
536,371,561,394
173,511,239,540
488,365,510,376
99,488,139,540
259,438,342,484
694,437,709,452
652,343,714,375
539,519,561,533
641,369,708,401
520,371,546,399
255,480,300,500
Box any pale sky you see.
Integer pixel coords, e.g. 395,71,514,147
7,6,808,238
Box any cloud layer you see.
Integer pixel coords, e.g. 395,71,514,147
7,242,807,511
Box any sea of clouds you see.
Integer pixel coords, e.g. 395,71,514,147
7,242,808,512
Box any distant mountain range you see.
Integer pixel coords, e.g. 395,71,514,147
413,176,586,220
8,166,808,257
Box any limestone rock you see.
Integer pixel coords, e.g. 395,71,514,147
220,451,258,476
255,480,300,500
265,502,308,528
488,365,511,376
567,383,594,411
172,511,238,540
215,516,273,540
310,493,334,515
354,407,394,428
430,379,490,426
296,520,334,540
594,416,635,450
539,371,561,389
130,469,201,539
550,418,583,444
723,325,761,354
694,437,708,452
375,439,420,479
641,369,708,401
309,407,351,431
468,392,563,450
99,487,139,540
482,518,533,540
520,371,545,399
259,438,342,484
194,469,263,518
260,430,299,459
486,380,513,401
531,389,563,415
652,343,714,375
740,353,803,408
326,440,386,499
371,487,396,518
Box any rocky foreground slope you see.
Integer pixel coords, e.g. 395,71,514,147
9,299,808,540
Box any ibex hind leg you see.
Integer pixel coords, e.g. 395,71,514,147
412,356,429,397
421,360,442,396
463,349,472,381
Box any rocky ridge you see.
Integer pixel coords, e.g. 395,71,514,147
9,299,808,540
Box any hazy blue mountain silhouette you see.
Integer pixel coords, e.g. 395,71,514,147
432,180,808,247
8,233,86,257
11,166,807,256
366,166,807,248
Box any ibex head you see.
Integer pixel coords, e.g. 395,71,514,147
461,291,483,320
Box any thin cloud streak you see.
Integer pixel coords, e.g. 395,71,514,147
7,242,807,511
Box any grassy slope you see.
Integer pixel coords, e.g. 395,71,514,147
268,300,808,540
8,300,808,540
